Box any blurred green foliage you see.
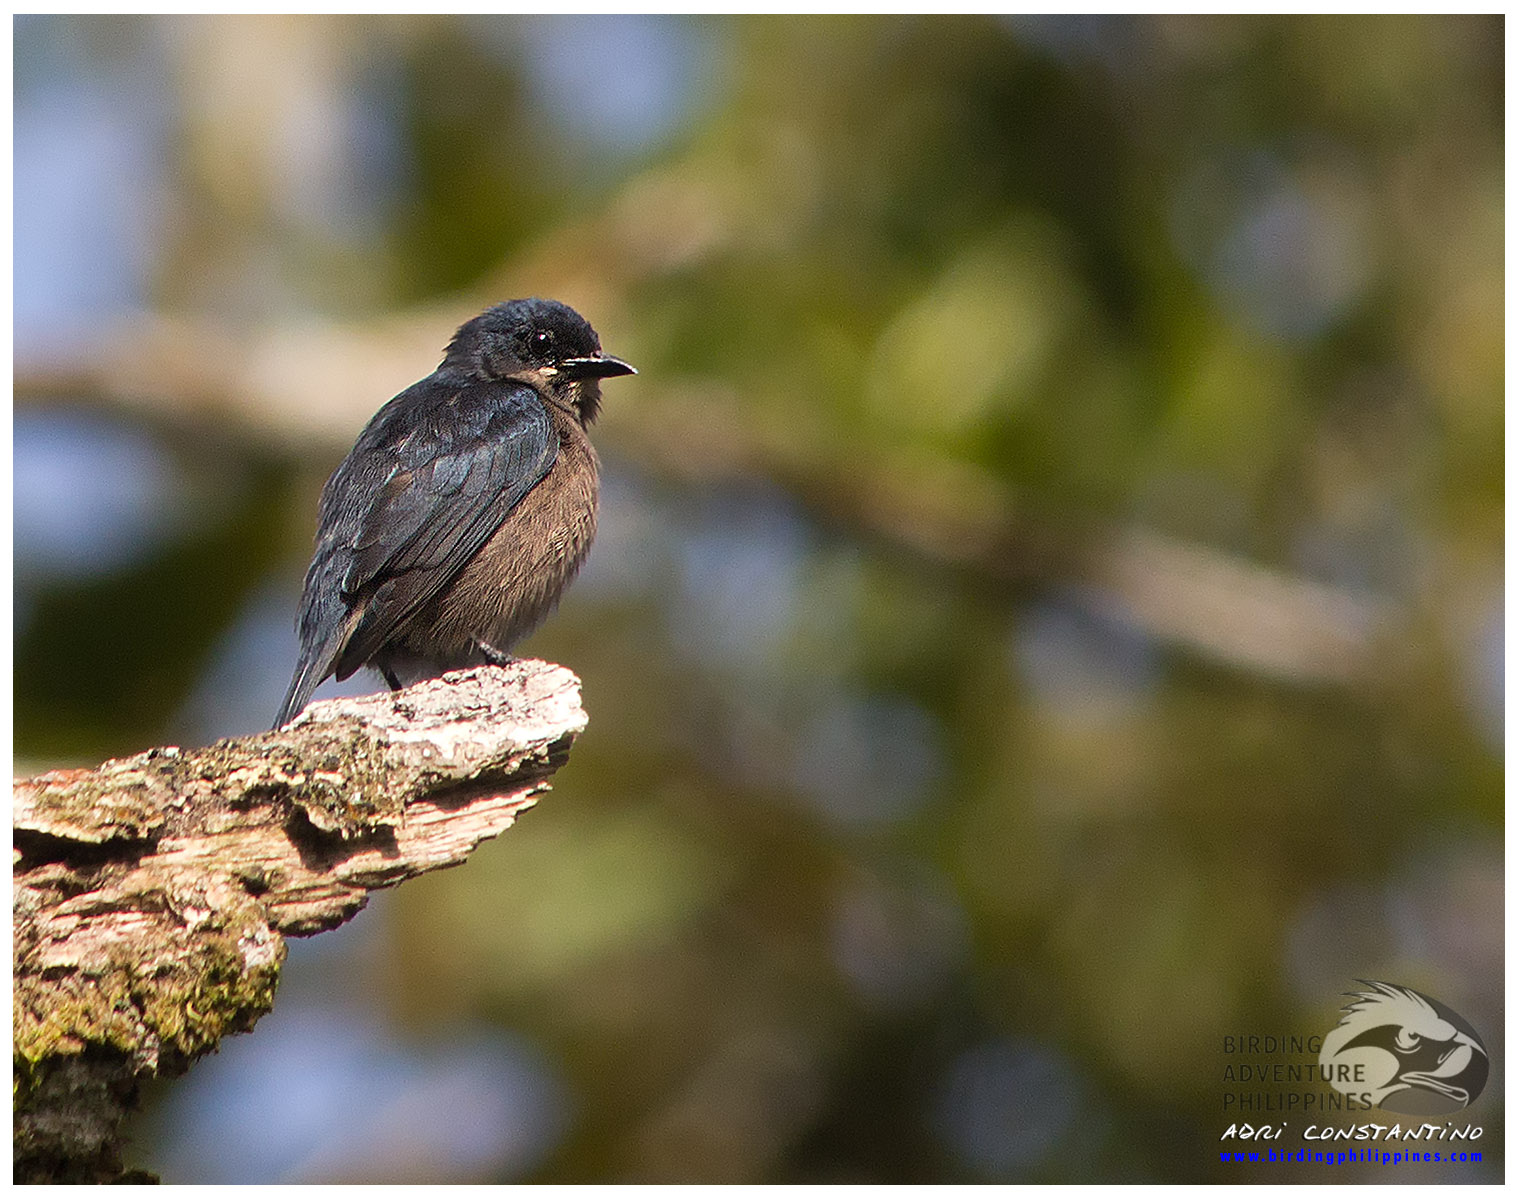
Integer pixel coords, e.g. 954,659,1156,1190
15,13,1503,1184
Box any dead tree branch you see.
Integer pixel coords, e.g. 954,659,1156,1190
13,660,587,1184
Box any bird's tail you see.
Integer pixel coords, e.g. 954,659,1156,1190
274,563,351,728
274,654,328,729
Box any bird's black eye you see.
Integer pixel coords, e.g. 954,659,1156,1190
531,329,553,353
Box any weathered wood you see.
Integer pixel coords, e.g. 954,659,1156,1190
13,660,587,1183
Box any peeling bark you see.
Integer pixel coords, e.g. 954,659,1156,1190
13,660,587,1183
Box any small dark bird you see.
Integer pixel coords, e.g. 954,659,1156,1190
275,298,634,728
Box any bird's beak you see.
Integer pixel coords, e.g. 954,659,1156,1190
561,354,636,381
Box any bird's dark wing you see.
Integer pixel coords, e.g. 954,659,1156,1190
275,376,556,726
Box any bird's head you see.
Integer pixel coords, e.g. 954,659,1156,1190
443,297,635,424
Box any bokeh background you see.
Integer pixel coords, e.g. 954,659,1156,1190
13,13,1504,1184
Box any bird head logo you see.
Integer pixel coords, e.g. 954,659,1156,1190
1320,981,1488,1115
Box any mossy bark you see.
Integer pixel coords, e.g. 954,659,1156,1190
13,661,587,1183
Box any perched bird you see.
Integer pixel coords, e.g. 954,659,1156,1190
275,298,634,728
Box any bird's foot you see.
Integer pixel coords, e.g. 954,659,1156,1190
475,639,517,668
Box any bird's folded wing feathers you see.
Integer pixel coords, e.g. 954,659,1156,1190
320,379,559,681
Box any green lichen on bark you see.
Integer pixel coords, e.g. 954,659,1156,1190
14,660,587,1183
